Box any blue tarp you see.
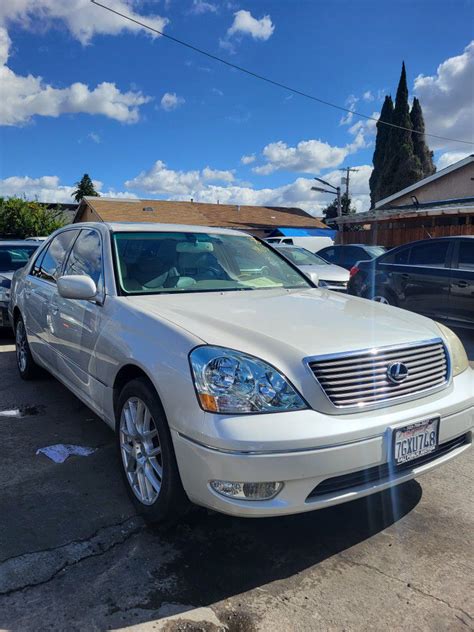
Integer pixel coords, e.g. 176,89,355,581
270,227,337,239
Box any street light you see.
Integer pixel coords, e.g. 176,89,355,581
312,177,342,217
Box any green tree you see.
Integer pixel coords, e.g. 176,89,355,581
379,62,423,200
369,95,394,207
322,193,356,223
71,173,99,202
369,63,433,206
410,97,436,178
0,197,67,239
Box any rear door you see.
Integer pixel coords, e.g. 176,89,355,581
448,239,474,325
402,240,452,319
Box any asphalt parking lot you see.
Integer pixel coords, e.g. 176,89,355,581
0,329,473,632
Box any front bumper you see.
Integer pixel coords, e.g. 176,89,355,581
173,375,474,517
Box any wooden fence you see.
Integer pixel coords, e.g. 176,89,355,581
337,223,474,248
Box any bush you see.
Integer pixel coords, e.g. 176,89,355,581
0,197,67,239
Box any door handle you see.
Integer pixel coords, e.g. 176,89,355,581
456,281,469,288
401,273,410,280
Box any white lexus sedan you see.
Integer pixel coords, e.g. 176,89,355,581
9,223,474,523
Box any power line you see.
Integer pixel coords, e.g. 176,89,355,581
91,0,474,146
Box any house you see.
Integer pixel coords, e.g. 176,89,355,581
334,154,474,247
73,197,328,238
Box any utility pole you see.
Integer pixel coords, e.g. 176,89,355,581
340,166,359,199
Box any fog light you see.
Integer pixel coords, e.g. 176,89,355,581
210,480,283,500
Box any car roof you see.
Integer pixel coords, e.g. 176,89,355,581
100,221,249,236
0,240,39,246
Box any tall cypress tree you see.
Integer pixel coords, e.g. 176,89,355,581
410,97,436,177
369,95,394,207
379,62,423,201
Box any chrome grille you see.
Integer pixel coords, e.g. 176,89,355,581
308,339,449,409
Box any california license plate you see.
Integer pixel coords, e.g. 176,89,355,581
393,417,439,465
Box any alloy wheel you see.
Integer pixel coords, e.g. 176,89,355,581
16,320,28,373
119,397,163,505
372,295,390,304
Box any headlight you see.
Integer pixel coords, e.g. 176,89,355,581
436,322,469,377
189,346,307,414
0,287,9,302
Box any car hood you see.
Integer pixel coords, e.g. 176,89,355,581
127,288,441,362
298,263,349,283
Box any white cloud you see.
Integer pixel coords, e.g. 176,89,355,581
0,175,137,203
124,160,372,214
189,0,218,15
339,95,358,126
362,90,374,102
88,132,101,144
0,25,151,126
212,87,224,96
160,92,185,111
436,151,471,171
0,1,168,46
414,41,474,150
241,154,256,165
125,160,234,195
252,133,367,176
227,9,274,40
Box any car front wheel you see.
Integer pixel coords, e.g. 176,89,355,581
15,316,40,380
116,377,190,524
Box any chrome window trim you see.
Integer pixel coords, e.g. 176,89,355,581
303,337,451,413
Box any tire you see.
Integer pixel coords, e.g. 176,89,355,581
115,377,190,524
369,288,397,307
15,316,41,380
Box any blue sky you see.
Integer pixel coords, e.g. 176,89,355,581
0,0,473,213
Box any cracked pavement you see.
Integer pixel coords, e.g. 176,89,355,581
0,330,473,631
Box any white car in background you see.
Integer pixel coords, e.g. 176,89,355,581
9,222,474,523
275,244,350,292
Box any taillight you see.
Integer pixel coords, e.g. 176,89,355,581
349,266,359,278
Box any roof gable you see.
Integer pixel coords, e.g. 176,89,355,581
374,154,474,209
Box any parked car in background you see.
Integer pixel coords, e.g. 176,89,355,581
275,244,349,291
348,237,474,328
318,244,387,270
0,241,39,329
9,223,473,523
265,235,334,252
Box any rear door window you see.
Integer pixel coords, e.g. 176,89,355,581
409,241,449,267
319,247,336,262
457,241,474,271
380,247,411,265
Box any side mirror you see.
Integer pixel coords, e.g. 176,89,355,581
57,275,97,300
307,271,319,286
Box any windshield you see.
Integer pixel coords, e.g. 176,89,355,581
0,245,38,272
113,232,312,295
278,247,330,267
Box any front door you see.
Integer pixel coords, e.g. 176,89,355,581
24,230,80,367
49,229,105,399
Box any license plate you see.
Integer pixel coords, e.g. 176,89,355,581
393,417,439,465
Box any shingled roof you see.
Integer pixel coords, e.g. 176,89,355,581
74,197,326,232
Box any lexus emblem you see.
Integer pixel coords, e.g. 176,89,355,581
386,361,409,384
